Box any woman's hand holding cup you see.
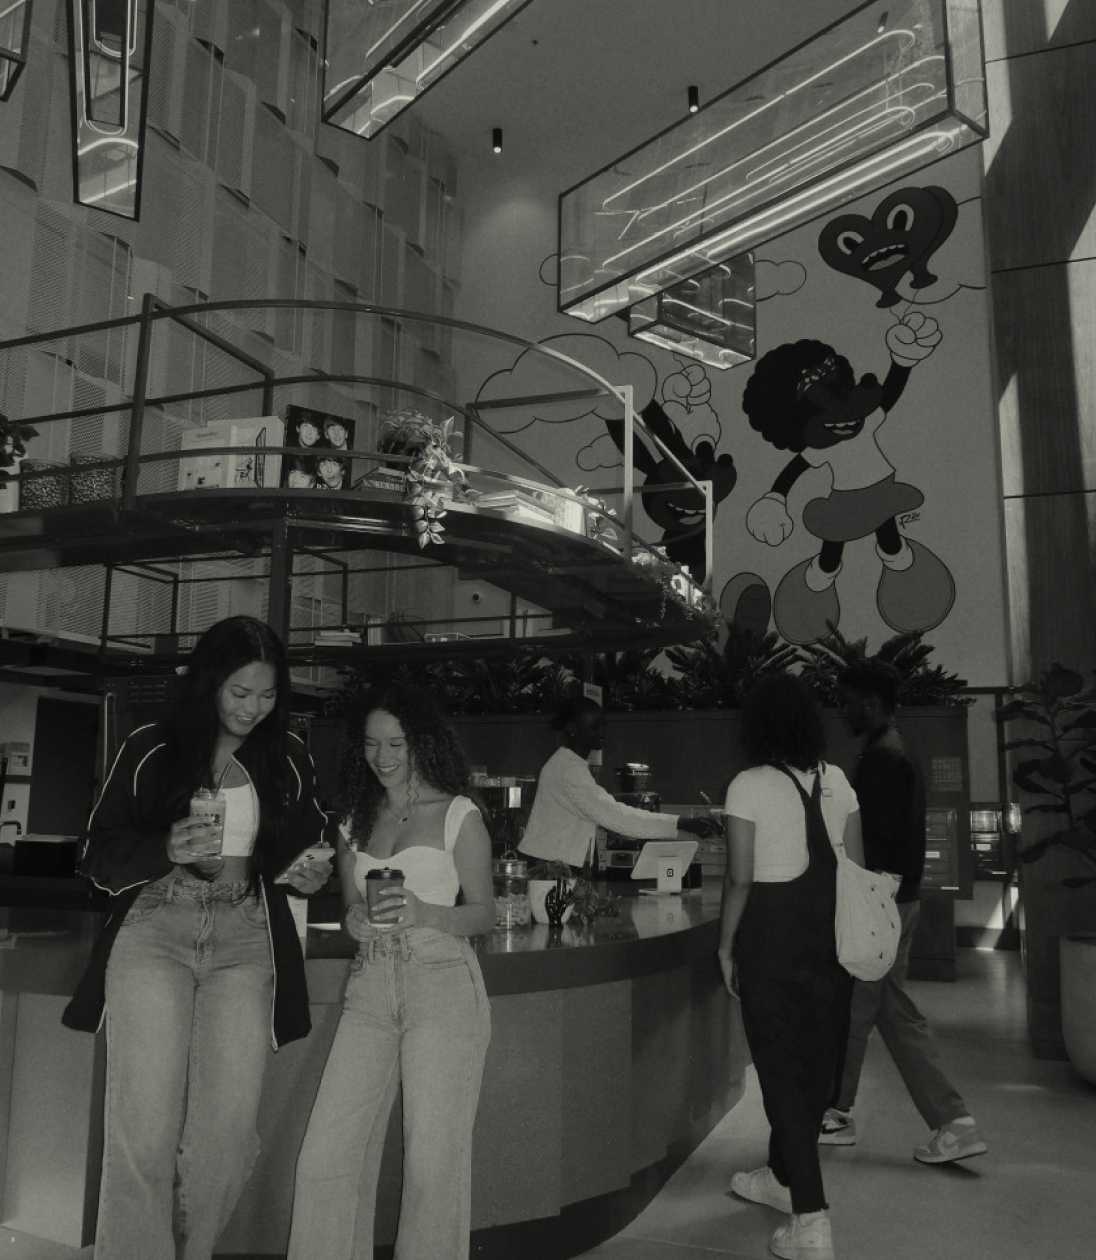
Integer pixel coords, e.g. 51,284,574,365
368,885,421,928
167,816,223,867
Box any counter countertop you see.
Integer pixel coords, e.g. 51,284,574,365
0,881,724,998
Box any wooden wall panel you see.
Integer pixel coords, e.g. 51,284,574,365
994,259,1096,497
983,42,1096,271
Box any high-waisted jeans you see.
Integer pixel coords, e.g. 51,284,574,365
94,874,273,1260
288,926,491,1260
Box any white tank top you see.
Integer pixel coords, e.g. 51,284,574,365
351,796,478,907
220,783,259,858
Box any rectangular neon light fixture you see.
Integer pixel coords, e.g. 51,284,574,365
559,0,987,322
629,253,756,371
0,1,33,101
67,0,154,220
323,0,534,141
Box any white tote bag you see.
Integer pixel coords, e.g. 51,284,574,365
834,853,901,982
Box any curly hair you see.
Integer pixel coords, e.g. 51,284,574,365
340,683,471,846
741,339,855,452
739,673,825,772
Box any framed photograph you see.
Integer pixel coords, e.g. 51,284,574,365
282,405,355,491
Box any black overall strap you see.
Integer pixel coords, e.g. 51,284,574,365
771,764,834,869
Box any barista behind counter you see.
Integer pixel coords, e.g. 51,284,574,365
518,698,714,870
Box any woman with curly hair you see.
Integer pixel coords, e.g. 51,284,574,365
287,684,493,1260
718,674,862,1260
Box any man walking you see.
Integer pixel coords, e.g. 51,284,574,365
819,660,987,1165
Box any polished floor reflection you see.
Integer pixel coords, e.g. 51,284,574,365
580,949,1094,1260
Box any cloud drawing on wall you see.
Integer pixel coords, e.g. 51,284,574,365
475,334,658,434
755,258,807,301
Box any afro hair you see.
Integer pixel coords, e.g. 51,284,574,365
741,339,856,452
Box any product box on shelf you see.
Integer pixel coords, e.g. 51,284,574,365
177,416,284,491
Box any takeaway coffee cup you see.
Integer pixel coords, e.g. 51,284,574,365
365,866,405,924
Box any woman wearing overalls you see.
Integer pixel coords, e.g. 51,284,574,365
717,674,863,1260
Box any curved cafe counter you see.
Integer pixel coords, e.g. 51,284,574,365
0,881,748,1257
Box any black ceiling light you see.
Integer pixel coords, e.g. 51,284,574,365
687,84,699,114
492,126,502,154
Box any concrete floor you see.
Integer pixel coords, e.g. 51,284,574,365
6,949,1091,1259
578,949,1094,1260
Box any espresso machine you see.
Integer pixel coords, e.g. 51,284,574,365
473,775,537,854
599,762,661,876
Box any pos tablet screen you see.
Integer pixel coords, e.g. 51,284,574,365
631,840,698,895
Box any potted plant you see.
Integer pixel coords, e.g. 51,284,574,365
0,409,37,513
800,625,969,708
997,664,1096,1079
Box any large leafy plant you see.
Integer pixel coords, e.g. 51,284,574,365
800,625,968,708
997,664,1096,890
666,625,804,709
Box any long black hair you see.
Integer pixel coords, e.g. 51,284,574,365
740,673,825,772
164,616,292,818
341,684,470,845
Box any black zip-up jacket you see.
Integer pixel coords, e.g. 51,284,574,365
62,722,327,1048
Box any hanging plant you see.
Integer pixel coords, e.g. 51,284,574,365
382,412,475,549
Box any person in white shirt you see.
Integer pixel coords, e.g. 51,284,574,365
518,698,715,870
719,674,862,1260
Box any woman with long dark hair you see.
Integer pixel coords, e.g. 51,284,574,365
718,674,863,1260
63,616,328,1260
288,683,494,1260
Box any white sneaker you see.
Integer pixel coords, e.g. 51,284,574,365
769,1211,834,1259
729,1165,792,1213
914,1116,988,1164
818,1107,856,1146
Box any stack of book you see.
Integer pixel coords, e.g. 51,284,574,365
475,490,556,527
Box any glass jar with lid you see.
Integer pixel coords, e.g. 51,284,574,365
492,851,530,930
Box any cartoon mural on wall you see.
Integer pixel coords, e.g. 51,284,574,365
473,318,739,584
741,313,954,645
818,186,959,308
467,179,998,656
719,183,968,645
600,362,737,580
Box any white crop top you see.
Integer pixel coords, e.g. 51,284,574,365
350,796,479,907
219,783,259,858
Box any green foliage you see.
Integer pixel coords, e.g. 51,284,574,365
665,625,805,709
997,664,1096,889
799,624,969,708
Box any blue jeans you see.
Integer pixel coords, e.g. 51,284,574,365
834,899,967,1127
289,927,491,1260
94,875,274,1260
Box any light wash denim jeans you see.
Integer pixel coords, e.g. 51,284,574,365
94,874,274,1260
288,926,491,1260
834,899,967,1127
